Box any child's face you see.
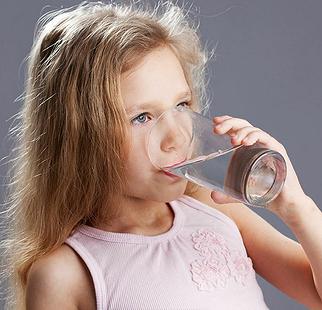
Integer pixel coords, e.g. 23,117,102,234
120,46,191,202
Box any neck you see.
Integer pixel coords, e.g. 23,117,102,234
92,196,174,235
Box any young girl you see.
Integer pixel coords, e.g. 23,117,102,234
1,2,322,309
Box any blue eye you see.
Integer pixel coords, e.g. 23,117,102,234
131,113,151,126
176,101,190,111
130,101,191,126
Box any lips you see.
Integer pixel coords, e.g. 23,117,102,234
162,170,179,178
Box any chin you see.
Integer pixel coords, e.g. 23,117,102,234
127,179,188,202
152,182,188,202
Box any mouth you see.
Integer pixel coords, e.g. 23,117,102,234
161,170,181,179
160,158,187,179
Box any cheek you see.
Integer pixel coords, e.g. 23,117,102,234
125,138,154,177
127,129,152,162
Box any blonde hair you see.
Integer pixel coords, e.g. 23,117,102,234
0,1,211,308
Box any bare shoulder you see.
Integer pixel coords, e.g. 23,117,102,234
26,244,96,310
187,186,241,225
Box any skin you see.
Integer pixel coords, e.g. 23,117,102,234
26,46,322,309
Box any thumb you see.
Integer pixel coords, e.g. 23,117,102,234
210,190,240,204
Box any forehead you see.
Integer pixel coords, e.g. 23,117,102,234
120,46,190,112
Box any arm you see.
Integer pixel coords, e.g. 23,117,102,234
26,256,78,310
273,195,322,304
26,244,95,310
231,196,322,309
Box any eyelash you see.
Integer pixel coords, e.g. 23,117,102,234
131,102,192,126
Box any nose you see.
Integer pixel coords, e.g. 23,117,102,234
160,116,188,152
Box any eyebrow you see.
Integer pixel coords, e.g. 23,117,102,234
125,90,192,114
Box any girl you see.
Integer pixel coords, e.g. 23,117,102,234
1,2,322,309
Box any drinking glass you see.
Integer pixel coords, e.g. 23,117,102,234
146,106,287,208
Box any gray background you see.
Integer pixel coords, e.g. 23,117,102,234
1,1,321,309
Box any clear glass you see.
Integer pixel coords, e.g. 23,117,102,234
146,106,287,207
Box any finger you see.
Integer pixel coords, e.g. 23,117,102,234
210,190,240,204
242,130,274,146
213,115,232,124
214,118,252,135
231,127,262,145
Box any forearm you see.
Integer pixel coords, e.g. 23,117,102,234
274,195,322,301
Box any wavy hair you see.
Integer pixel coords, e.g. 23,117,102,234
0,1,211,308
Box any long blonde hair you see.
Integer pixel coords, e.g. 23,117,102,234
0,1,211,308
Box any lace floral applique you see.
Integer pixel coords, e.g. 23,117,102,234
190,228,254,291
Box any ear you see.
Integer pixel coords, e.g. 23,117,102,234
210,190,240,204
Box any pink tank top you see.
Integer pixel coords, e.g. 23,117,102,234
65,194,269,310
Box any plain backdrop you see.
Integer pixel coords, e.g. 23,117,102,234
1,1,322,309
